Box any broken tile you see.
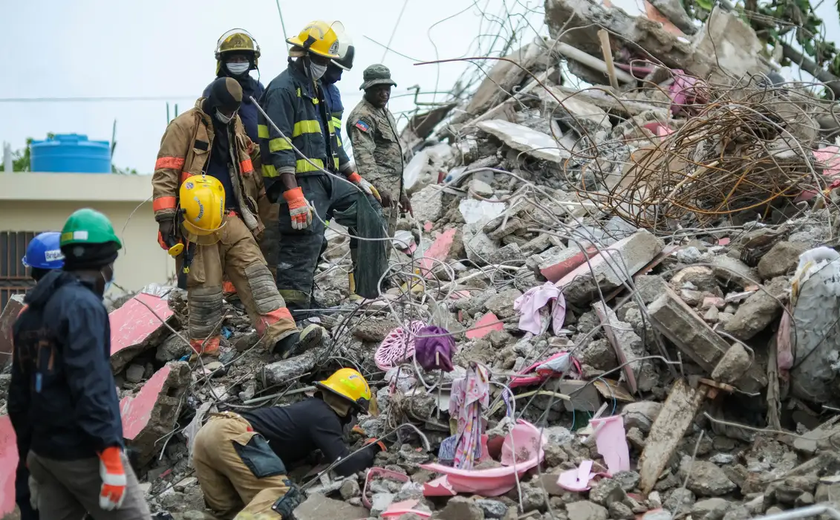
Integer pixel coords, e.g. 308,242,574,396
0,415,18,518
0,294,24,370
466,312,504,340
110,293,174,373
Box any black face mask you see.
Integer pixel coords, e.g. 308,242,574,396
322,64,343,85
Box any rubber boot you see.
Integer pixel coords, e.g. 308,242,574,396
349,272,362,302
273,323,325,359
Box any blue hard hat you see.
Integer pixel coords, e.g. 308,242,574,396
22,232,65,270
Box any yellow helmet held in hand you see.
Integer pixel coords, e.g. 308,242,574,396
286,20,341,59
315,368,372,412
180,175,226,238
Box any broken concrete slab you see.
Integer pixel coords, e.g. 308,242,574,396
120,361,190,466
723,277,787,340
638,379,709,495
477,119,572,164
0,294,24,370
262,348,324,387
293,494,370,520
647,286,766,393
757,241,809,280
593,302,657,392
711,343,752,385
411,185,446,224
0,415,18,518
110,293,175,373
711,256,759,290
557,230,664,305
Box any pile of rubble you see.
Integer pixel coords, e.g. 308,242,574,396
5,0,840,518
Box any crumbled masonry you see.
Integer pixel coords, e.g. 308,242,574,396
4,2,840,519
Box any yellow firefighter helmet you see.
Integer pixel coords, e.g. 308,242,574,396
286,20,341,59
315,368,372,412
180,175,226,243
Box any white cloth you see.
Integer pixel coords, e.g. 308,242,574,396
513,282,567,335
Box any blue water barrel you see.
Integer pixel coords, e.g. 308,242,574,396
30,134,111,173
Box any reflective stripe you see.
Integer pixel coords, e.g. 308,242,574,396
331,117,342,130
327,120,334,132
153,197,177,211
269,137,293,152
258,124,270,139
155,156,185,170
296,158,324,172
240,159,253,172
262,164,279,178
180,172,193,185
293,120,321,137
312,98,319,105
333,157,339,169
296,88,302,97
336,135,343,147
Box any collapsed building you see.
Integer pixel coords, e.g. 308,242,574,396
4,0,840,518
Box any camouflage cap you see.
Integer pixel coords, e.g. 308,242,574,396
360,64,397,91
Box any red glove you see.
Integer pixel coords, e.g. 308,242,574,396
98,447,127,510
283,187,312,230
364,438,387,452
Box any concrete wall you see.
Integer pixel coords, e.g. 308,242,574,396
0,173,174,294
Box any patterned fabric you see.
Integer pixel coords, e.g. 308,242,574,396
450,363,490,469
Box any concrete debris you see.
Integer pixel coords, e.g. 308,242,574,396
7,3,836,517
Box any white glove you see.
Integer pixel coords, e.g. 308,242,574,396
28,475,39,511
347,172,382,202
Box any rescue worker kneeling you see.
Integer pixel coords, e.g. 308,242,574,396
193,368,382,519
152,77,322,358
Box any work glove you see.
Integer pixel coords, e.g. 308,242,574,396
400,193,413,216
98,447,127,511
28,475,39,511
283,187,313,230
158,218,175,251
347,172,382,203
364,437,388,453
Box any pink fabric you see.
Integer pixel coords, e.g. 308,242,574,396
513,282,567,335
796,146,840,203
451,364,490,469
508,351,581,389
375,321,426,371
421,420,547,497
590,416,630,475
669,70,706,116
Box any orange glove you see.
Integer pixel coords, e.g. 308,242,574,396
283,187,312,230
98,447,127,510
364,438,387,452
347,172,382,203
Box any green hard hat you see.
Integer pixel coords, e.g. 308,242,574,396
60,209,123,249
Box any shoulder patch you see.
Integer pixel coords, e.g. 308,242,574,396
354,120,370,132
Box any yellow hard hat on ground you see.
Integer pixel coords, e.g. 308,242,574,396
286,21,341,59
315,368,372,412
180,175,226,243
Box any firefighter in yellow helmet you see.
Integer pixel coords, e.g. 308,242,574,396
152,77,324,358
192,368,382,518
258,21,388,317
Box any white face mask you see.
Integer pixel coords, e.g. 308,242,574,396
227,62,249,75
309,63,327,80
101,266,114,293
215,109,236,124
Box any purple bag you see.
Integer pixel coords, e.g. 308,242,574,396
414,326,456,372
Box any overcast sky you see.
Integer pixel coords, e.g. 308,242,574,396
1,0,837,173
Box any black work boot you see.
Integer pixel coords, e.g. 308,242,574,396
273,324,325,359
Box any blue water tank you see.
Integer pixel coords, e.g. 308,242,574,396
30,134,111,173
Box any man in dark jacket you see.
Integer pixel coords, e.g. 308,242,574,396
259,20,386,315
193,368,383,519
9,209,151,520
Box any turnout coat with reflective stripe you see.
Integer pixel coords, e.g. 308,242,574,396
258,61,352,201
151,99,267,235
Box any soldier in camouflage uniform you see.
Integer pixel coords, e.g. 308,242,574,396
347,64,411,239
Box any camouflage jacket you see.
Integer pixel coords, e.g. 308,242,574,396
346,99,404,198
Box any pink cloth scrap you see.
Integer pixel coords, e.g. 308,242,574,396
509,351,581,389
513,282,567,335
590,416,630,475
450,364,490,470
796,146,840,203
557,460,596,492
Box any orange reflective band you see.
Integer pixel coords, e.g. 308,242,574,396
223,281,236,294
190,337,221,356
153,197,177,211
180,172,193,185
155,156,186,170
255,307,295,336
240,159,254,172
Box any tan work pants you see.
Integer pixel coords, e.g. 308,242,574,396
185,214,296,355
27,451,151,520
193,413,292,520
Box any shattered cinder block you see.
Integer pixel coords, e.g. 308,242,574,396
110,293,175,373
120,361,190,466
0,294,25,370
261,348,323,387
0,415,18,518
593,302,657,393
647,287,766,393
557,230,664,305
